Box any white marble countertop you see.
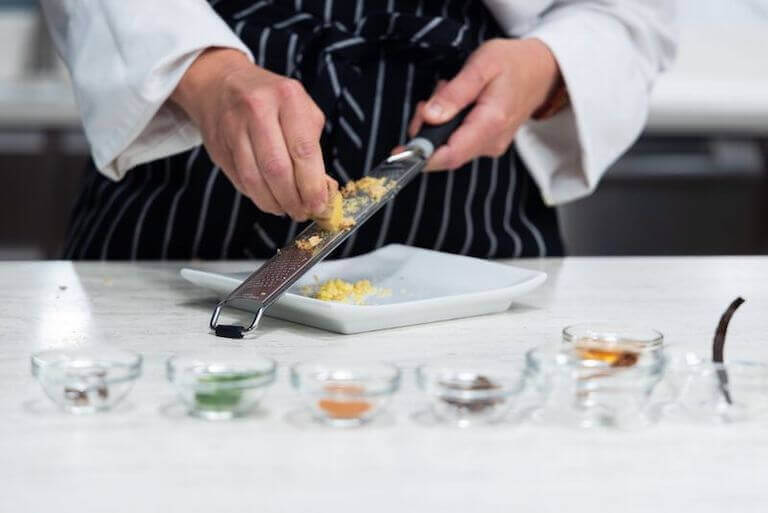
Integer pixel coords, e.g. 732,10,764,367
2,257,768,512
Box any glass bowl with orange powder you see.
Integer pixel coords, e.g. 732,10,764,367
291,360,400,427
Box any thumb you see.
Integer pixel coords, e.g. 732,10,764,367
423,63,489,124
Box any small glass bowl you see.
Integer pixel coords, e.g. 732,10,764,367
526,344,666,429
166,353,276,420
31,347,142,414
665,353,768,423
563,323,664,353
291,361,400,427
416,361,525,427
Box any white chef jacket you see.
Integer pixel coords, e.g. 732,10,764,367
40,0,676,206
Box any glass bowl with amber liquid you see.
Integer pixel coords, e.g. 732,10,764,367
526,337,666,430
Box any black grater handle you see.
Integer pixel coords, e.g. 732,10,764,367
408,106,472,157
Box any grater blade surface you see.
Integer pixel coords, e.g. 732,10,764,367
216,150,426,318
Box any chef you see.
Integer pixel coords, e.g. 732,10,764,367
41,0,675,260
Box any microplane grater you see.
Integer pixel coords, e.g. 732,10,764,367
209,108,470,336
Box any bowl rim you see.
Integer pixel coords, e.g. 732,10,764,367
290,360,401,396
31,347,143,385
525,344,667,376
415,363,525,399
166,353,277,390
562,322,664,349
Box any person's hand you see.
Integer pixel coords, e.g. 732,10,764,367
409,38,561,171
171,48,332,221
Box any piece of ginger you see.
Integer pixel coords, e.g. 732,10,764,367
315,189,344,232
295,235,323,251
314,180,355,232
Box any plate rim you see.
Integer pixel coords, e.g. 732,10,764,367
180,244,547,311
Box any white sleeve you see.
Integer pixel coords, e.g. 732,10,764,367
40,0,254,181
506,1,677,205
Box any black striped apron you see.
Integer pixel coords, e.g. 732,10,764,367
64,0,564,260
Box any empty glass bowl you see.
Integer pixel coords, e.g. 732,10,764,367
416,360,525,427
291,361,400,427
166,353,276,420
526,344,666,429
31,347,142,413
665,353,768,423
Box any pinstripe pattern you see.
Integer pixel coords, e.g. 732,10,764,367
483,157,499,258
375,61,415,249
253,221,277,249
130,159,170,259
342,88,364,121
220,190,243,259
338,116,362,148
460,159,478,255
191,166,220,258
76,174,136,259
161,146,200,259
433,170,454,251
503,155,523,257
64,170,101,257
340,53,385,258
518,169,547,257
63,0,563,261
101,171,152,259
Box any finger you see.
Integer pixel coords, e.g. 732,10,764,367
325,175,339,196
422,58,495,125
426,101,513,171
212,148,244,192
409,81,447,137
279,86,328,216
424,145,453,172
389,145,407,156
230,132,282,215
248,109,307,221
409,101,426,138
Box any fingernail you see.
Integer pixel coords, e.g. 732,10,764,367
427,102,444,118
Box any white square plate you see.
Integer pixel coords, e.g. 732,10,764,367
181,244,546,334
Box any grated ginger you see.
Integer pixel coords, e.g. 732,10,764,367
295,235,323,251
302,278,390,304
341,176,392,201
296,177,392,248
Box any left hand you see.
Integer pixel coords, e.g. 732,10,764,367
409,38,561,171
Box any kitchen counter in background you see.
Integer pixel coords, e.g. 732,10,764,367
1,257,767,512
3,12,768,134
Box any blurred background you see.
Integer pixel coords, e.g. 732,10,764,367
0,0,766,259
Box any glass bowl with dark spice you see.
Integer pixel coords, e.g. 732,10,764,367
31,347,142,414
166,353,276,420
526,344,666,429
416,360,526,427
291,361,400,427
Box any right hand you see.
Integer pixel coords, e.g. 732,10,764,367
171,48,332,221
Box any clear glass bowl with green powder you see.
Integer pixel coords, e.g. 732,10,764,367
166,353,276,420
